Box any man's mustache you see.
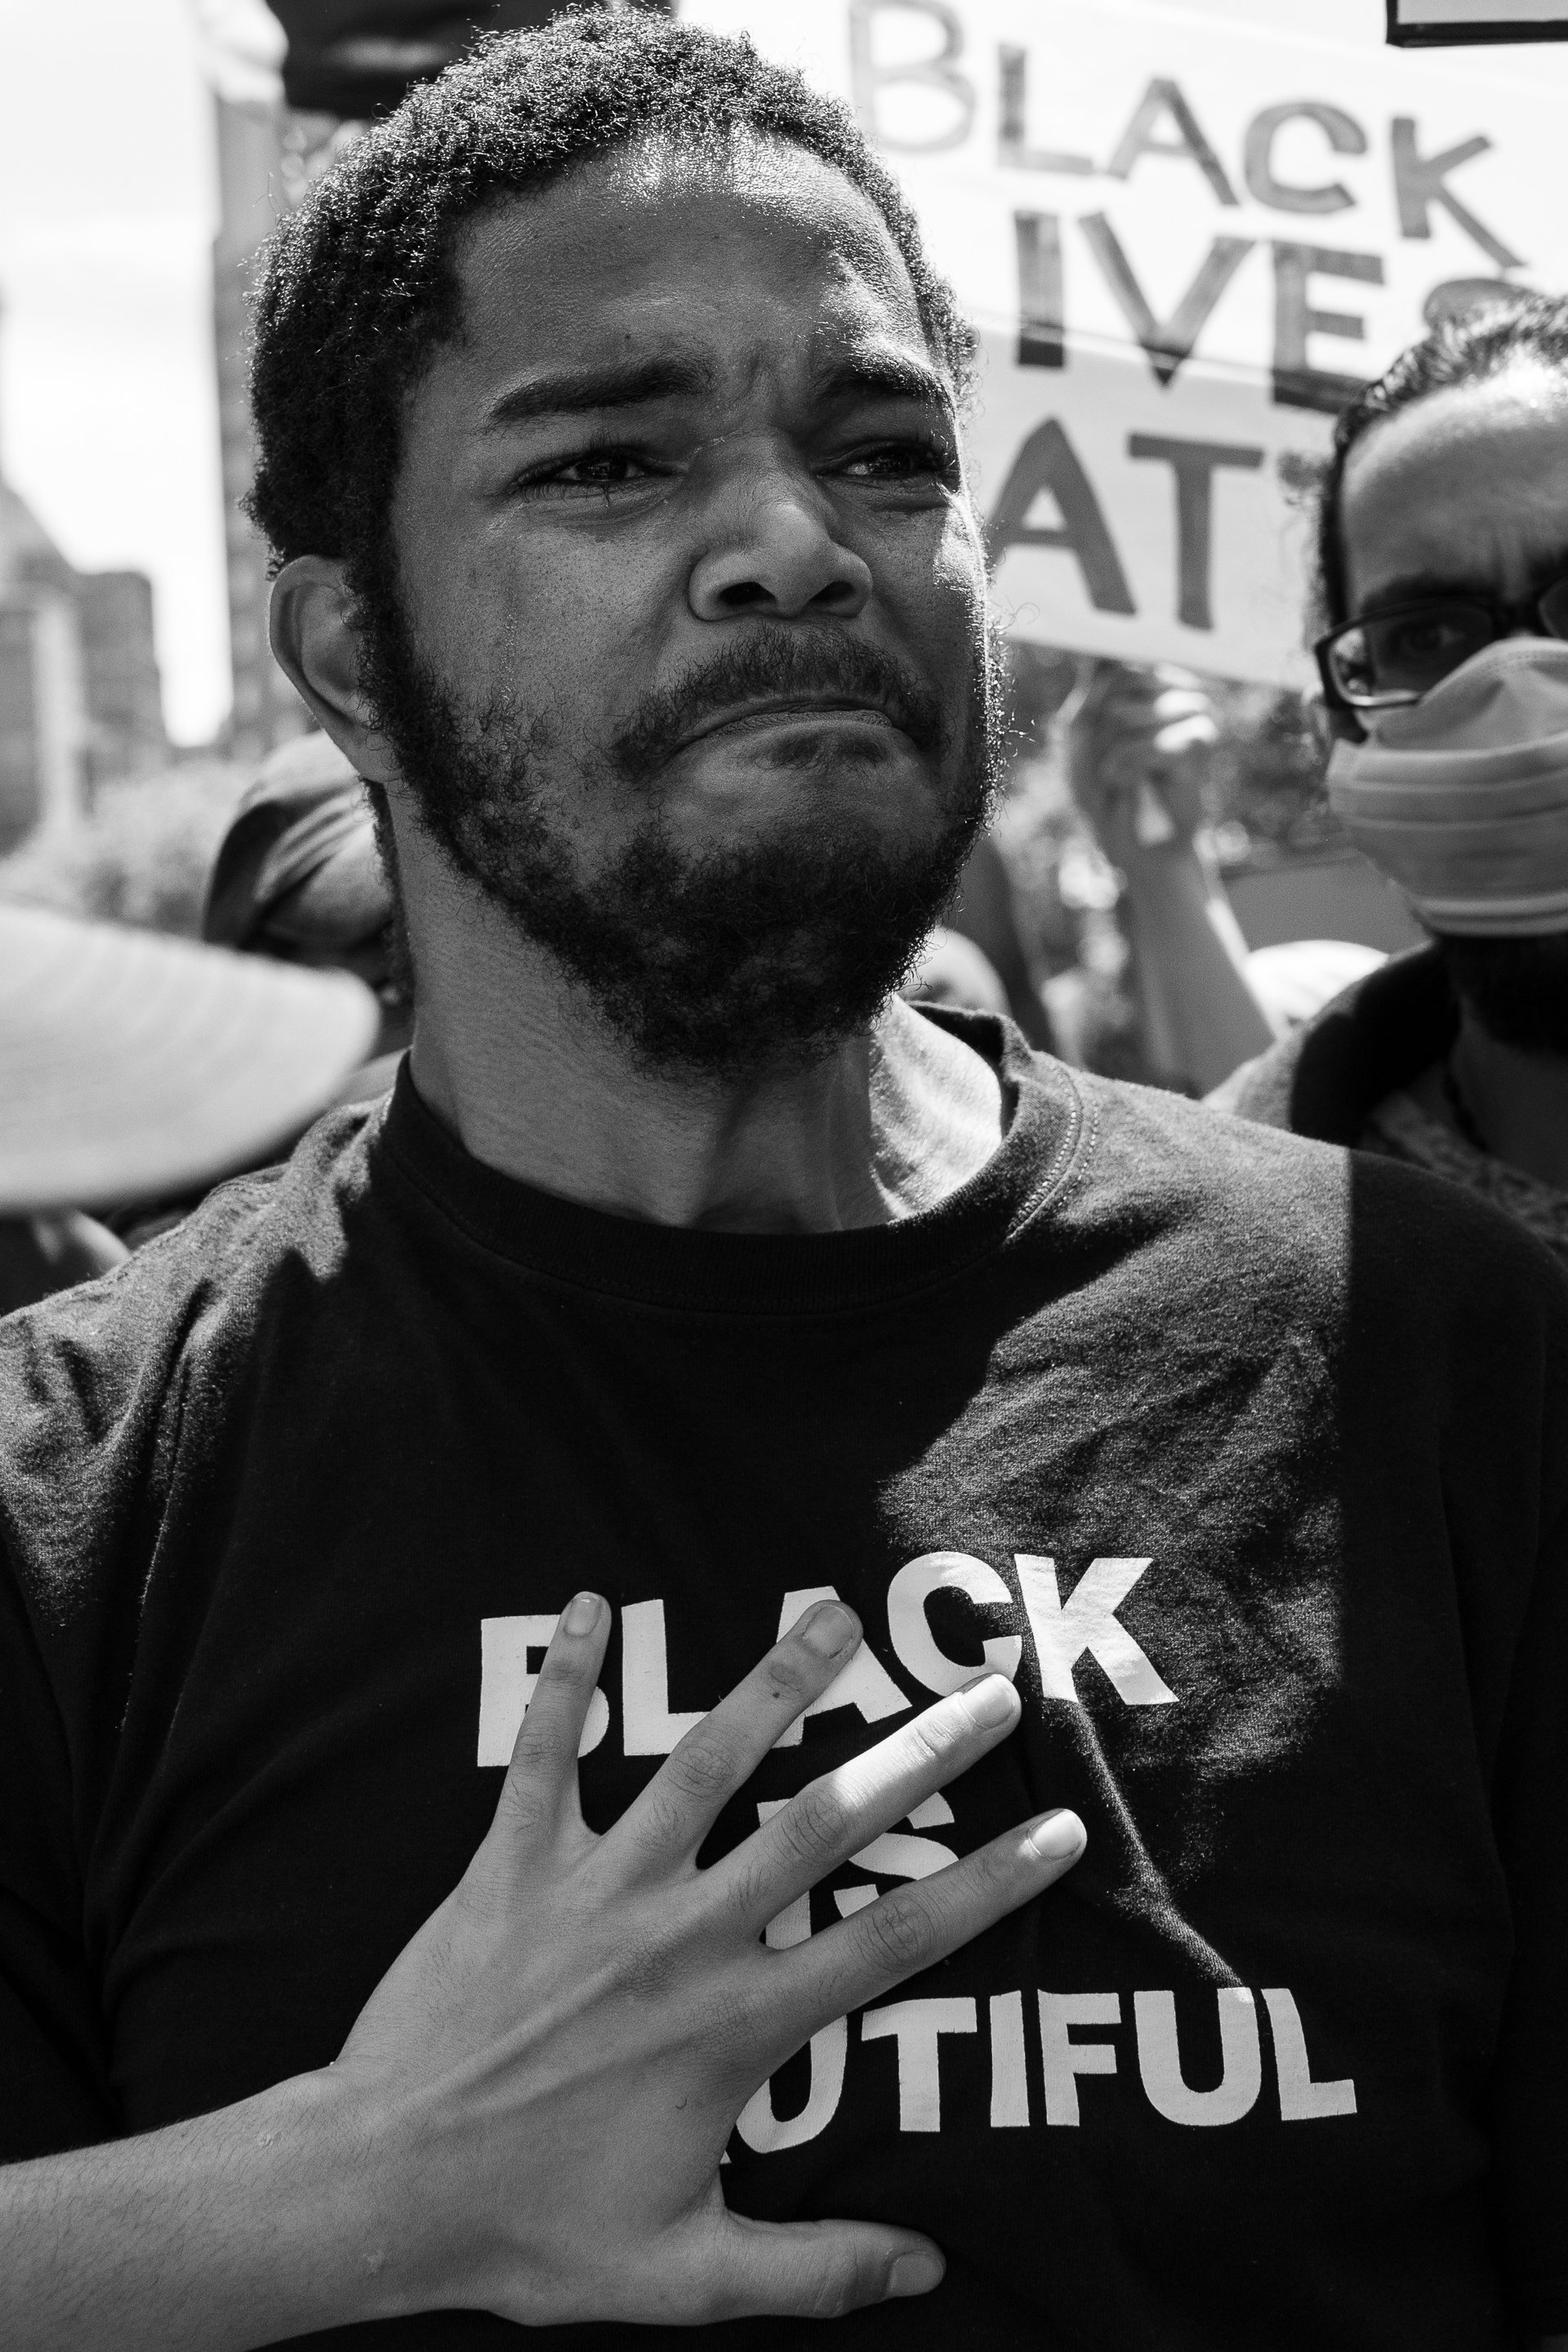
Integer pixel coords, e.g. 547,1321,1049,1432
608,628,954,786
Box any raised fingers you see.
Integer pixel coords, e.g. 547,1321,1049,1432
608,1601,864,1874
492,1592,612,1850
772,1806,1085,2045
715,1673,1026,1936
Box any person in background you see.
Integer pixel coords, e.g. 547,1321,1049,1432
1239,935,1388,1034
1062,666,1389,1081
1209,293,1568,1270
941,831,1055,1046
1063,661,1278,1094
899,918,1010,1019
0,1209,126,1316
0,902,376,1312
205,728,411,1092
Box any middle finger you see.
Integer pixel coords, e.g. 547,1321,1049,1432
607,1601,866,1878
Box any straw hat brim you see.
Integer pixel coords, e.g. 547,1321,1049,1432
0,904,381,1213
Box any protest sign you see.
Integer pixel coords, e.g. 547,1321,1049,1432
686,0,1566,685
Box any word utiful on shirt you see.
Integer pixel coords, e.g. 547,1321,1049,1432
736,1980,1356,2152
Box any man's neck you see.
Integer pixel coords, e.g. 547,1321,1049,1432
1448,1009,1568,1192
400,831,1006,1235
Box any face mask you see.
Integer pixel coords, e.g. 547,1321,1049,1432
1326,636,1568,937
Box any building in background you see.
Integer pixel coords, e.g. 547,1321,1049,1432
76,571,171,786
211,89,312,765
0,448,170,854
0,479,82,854
199,1,671,762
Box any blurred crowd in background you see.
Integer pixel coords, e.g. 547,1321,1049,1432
0,0,1522,1312
0,638,1370,1078
0,634,1406,1310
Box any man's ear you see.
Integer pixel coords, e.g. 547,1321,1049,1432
270,557,400,784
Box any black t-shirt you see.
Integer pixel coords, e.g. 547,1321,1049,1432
2,1015,1566,2350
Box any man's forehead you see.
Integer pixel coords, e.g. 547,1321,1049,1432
445,137,934,394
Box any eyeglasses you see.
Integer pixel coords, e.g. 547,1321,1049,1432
1314,575,1568,711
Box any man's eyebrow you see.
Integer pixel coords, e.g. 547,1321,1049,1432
483,355,715,430
813,350,955,416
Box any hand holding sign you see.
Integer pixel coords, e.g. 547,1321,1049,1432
331,1595,1085,2328
1066,661,1220,868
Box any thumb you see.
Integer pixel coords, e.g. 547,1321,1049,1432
702,2212,945,2321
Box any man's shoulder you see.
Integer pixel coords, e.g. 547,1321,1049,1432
7,1096,380,1343
0,1101,384,1556
1064,1058,1349,1215
1001,1056,1356,1344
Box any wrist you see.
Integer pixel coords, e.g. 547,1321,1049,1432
1116,839,1209,902
0,2067,441,2352
286,2065,451,2327
309,2053,515,2327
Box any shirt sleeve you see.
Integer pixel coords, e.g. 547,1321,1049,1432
0,1544,118,2158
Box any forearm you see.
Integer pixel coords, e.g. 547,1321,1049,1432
1118,846,1277,1094
0,2071,421,2352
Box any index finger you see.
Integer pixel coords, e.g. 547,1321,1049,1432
489,1591,612,1850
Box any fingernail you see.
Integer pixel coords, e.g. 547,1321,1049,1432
1029,1809,1086,1864
563,1592,602,1637
799,1601,856,1658
964,1673,1019,1729
886,2250,945,2300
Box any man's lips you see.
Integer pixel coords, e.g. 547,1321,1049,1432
670,697,905,754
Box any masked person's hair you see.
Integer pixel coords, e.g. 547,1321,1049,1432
1312,290,1568,637
244,7,972,593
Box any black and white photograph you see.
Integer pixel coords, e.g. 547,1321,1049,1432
2,2,1567,2345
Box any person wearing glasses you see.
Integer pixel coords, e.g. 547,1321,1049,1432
1,23,1566,2347
1202,294,1568,1265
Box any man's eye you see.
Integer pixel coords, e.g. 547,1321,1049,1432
519,450,662,496
839,440,956,486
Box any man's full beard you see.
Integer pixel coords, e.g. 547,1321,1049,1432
1434,932,1568,1058
359,589,1003,1081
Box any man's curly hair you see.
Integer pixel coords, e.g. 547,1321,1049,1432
246,7,973,589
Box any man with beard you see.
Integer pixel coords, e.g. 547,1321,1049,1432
1,16,1566,2352
1213,298,1568,1269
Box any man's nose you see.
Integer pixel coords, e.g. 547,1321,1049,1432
687,463,873,622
